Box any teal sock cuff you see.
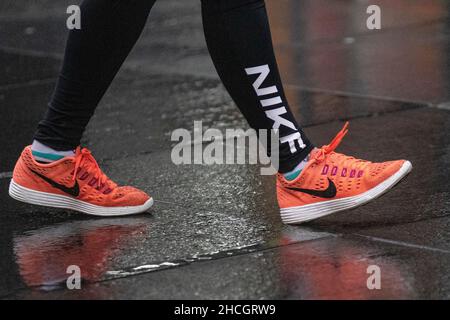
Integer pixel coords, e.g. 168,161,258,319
32,150,65,161
284,169,302,181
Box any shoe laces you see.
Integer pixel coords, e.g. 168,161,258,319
312,122,370,172
73,147,116,190
313,122,349,162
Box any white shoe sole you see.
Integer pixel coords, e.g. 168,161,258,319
280,161,413,224
9,179,154,217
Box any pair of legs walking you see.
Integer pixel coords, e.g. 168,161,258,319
34,0,312,171
10,0,412,224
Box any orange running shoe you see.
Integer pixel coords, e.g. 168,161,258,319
9,146,153,216
277,122,412,224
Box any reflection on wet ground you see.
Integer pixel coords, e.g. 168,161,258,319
1,0,450,299
13,218,148,290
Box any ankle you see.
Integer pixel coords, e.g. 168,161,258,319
31,140,75,163
283,153,311,181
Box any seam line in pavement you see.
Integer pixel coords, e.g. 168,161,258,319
0,78,55,91
437,102,450,111
0,45,62,60
300,105,428,129
275,17,447,49
353,234,450,254
104,234,337,275
285,84,434,107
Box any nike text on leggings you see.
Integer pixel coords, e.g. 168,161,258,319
34,0,313,173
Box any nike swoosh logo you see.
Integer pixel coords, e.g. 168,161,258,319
30,169,80,197
286,178,337,199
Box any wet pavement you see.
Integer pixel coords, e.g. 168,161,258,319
1,0,450,299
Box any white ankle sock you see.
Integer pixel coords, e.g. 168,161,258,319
31,140,75,163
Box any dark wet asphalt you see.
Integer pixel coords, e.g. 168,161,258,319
1,0,450,299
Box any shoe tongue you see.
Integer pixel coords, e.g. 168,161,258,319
77,156,100,176
309,148,321,158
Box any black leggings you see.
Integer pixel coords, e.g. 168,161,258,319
34,0,313,173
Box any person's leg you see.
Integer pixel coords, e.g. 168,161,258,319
34,0,156,154
10,0,156,216
201,0,313,175
201,0,412,224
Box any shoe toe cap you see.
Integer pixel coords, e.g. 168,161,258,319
368,159,411,184
112,186,151,206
